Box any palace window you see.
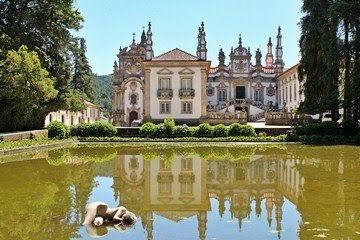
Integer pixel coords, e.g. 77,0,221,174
160,78,170,90
130,94,137,104
290,85,292,102
285,86,288,102
159,182,172,194
254,89,263,103
181,78,192,90
294,83,297,101
160,102,170,114
160,159,171,170
182,102,192,114
181,182,193,194
279,89,281,103
182,158,193,171
218,89,227,101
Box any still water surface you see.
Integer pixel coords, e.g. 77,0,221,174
0,143,359,240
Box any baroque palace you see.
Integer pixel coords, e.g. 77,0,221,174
111,22,302,126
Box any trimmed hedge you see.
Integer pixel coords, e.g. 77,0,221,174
70,122,117,137
140,122,157,138
293,121,342,136
228,123,256,137
195,123,213,138
47,121,68,139
213,124,228,137
140,119,257,138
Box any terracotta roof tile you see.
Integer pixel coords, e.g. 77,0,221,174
153,48,198,61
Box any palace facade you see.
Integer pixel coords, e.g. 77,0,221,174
112,22,300,126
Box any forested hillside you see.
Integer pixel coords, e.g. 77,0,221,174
94,75,112,117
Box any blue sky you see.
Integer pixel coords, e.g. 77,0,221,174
75,0,303,75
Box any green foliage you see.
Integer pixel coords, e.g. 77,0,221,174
228,123,256,137
94,75,112,117
239,125,257,137
293,122,341,136
173,125,193,137
72,38,95,101
213,124,228,137
341,118,360,136
157,118,176,138
140,122,158,138
47,121,68,139
70,122,116,137
0,46,58,131
0,0,85,130
195,123,213,137
228,123,242,136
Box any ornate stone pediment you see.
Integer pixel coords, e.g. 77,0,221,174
178,67,195,75
217,81,228,89
157,68,174,75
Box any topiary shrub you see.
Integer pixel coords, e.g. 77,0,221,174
195,123,213,137
69,123,90,137
239,125,257,137
228,123,242,136
140,122,157,138
47,121,68,139
88,121,117,137
228,123,256,137
213,124,228,137
69,122,117,137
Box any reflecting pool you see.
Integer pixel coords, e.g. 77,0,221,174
0,143,359,240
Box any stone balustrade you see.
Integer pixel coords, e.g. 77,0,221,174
201,111,247,125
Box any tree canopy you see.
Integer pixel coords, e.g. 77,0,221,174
0,0,96,131
299,0,360,122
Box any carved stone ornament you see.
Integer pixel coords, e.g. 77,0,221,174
266,84,275,96
206,85,215,96
130,81,137,92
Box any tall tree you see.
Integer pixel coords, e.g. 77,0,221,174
0,0,84,130
299,0,360,122
72,38,95,102
298,0,331,115
0,46,58,131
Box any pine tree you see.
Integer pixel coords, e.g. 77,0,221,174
72,38,95,102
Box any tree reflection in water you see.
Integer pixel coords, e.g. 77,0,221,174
0,144,359,240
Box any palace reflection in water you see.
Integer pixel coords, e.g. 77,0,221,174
112,150,304,240
0,144,359,240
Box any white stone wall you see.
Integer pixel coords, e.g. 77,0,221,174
277,69,304,111
44,103,102,127
150,67,202,119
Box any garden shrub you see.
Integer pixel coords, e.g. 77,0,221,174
69,123,90,137
341,118,359,136
174,124,192,137
159,118,176,137
228,123,242,136
47,121,68,139
294,121,341,136
88,121,117,137
228,123,256,137
140,122,157,138
69,122,117,137
239,125,257,137
195,123,213,137
213,124,228,137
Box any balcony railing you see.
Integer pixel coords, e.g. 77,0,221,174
157,89,173,98
179,89,195,98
